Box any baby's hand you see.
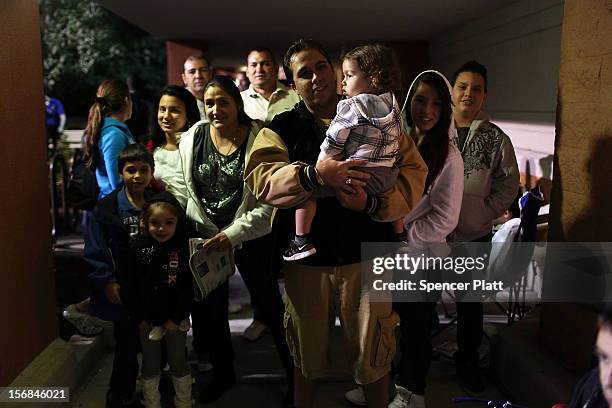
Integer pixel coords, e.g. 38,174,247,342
163,319,179,334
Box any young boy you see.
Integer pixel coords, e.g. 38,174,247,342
450,60,519,394
84,143,154,408
283,43,404,261
569,305,612,408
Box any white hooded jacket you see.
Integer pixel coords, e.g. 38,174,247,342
401,70,465,246
172,120,274,247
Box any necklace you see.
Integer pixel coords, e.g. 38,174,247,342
212,130,240,156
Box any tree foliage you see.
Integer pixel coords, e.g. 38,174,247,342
40,0,166,119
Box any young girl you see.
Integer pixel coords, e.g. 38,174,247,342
150,85,201,195
283,43,404,261
83,78,135,199
396,70,464,407
126,192,193,408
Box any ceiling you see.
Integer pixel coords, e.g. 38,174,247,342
99,0,517,67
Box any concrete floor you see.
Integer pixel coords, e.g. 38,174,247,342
53,234,512,408
64,273,510,408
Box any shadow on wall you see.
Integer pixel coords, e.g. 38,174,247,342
550,134,612,242
566,136,612,241
540,130,612,374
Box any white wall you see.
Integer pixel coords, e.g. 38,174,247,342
430,0,564,180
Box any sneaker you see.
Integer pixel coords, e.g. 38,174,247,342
63,304,103,337
68,334,95,346
344,387,367,406
243,320,269,342
388,386,426,408
228,303,243,314
282,239,316,261
148,326,164,341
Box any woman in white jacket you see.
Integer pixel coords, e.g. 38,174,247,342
394,71,464,407
172,76,292,404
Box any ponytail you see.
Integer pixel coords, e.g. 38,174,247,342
83,100,105,169
83,79,130,170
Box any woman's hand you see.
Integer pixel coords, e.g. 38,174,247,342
315,158,370,193
201,232,233,252
104,283,122,304
163,319,179,334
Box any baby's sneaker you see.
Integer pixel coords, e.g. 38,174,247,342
148,326,164,341
282,236,316,261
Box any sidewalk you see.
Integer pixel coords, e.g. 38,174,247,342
68,274,507,407
54,234,509,407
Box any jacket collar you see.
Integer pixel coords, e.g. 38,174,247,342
246,82,289,98
295,95,342,122
102,117,129,131
453,110,491,152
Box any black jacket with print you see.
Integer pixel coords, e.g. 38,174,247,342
125,234,193,326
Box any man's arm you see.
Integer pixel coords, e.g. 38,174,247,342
244,127,314,208
58,114,66,134
56,99,66,133
371,133,428,222
485,132,520,219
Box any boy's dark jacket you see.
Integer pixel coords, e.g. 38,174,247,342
569,366,608,408
84,187,143,321
124,192,193,325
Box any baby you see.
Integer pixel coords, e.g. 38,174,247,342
284,44,404,261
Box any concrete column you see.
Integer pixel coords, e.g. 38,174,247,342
0,0,56,385
539,0,612,371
